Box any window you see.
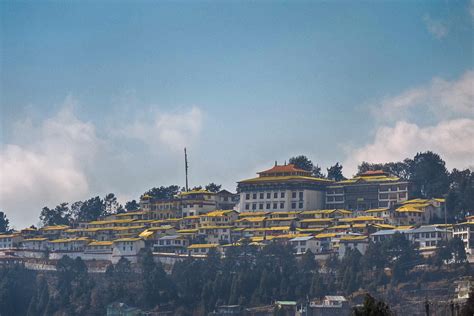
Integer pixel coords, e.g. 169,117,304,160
299,192,303,199
245,204,250,210
274,192,278,198
281,192,285,198
291,202,296,209
267,192,271,199
273,203,278,209
260,193,264,199
252,203,257,210
253,193,257,199
299,202,303,209
259,203,264,210
246,194,250,200
266,203,271,209
292,192,297,198
280,202,285,209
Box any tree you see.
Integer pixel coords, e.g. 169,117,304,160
40,203,71,226
408,151,449,198
357,161,410,179
353,293,393,316
104,193,120,215
461,289,474,316
449,237,467,264
74,196,105,222
0,211,11,233
289,155,314,172
125,200,140,212
143,185,181,200
446,169,474,219
312,165,325,178
327,163,346,181
205,183,222,193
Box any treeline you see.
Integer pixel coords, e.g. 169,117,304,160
289,151,474,220
0,236,471,316
18,182,223,228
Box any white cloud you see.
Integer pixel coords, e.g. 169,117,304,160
423,14,448,39
0,99,100,229
372,70,474,122
123,106,203,152
345,70,474,176
344,119,474,176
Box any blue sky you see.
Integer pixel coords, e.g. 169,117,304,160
1,1,473,228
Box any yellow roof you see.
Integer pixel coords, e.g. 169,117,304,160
23,237,48,241
402,198,429,204
296,228,325,233
238,211,269,217
199,225,233,230
339,216,384,222
315,233,337,239
49,238,89,243
329,225,350,230
0,234,17,238
396,206,425,213
270,211,302,216
139,230,155,238
394,225,414,230
267,217,298,221
40,225,70,231
113,237,142,242
178,189,215,196
268,226,290,231
177,229,198,233
187,243,219,249
365,208,389,213
314,209,352,215
202,210,236,217
235,216,267,223
88,219,136,225
115,211,146,217
372,223,396,229
88,241,113,246
239,175,333,183
339,175,401,184
274,233,310,239
340,235,368,241
300,218,333,223
434,198,445,203
250,236,275,242
183,215,200,220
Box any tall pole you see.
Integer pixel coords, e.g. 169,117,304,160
184,147,189,192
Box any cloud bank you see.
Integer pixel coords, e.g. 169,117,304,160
344,70,474,176
0,99,204,229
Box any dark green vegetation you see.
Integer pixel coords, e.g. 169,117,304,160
290,151,474,220
0,237,470,316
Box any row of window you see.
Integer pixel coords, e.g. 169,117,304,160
245,201,304,210
245,191,304,200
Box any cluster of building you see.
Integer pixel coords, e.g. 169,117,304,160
0,163,472,266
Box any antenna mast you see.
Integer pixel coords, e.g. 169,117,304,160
184,147,189,191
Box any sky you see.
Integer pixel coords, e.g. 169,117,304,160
1,1,473,229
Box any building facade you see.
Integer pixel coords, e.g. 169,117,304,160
325,170,410,211
237,164,333,213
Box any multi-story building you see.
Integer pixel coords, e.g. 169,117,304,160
325,170,410,211
237,163,333,213
215,189,239,210
453,219,474,255
140,196,181,219
178,189,217,217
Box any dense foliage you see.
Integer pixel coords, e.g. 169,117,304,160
0,238,470,315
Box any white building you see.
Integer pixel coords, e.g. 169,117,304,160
338,235,369,258
0,234,22,249
453,221,474,255
289,236,321,254
111,238,146,263
178,190,217,217
237,163,332,213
